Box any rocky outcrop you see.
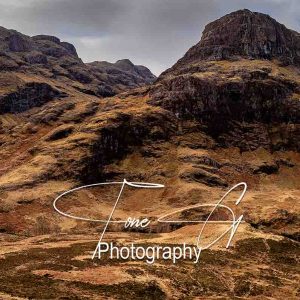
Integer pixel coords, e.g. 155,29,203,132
180,167,227,187
0,82,67,114
151,67,300,123
87,59,156,90
8,34,33,52
169,9,300,70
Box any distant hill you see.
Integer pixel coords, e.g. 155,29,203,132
0,26,156,100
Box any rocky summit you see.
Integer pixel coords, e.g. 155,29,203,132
0,10,299,300
172,9,300,67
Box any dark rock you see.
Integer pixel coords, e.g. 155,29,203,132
96,85,115,97
249,210,299,241
32,35,61,44
25,51,48,64
150,74,300,125
37,42,70,58
252,162,279,174
60,42,78,57
8,34,32,52
45,125,74,141
87,59,156,94
114,59,135,70
68,66,94,84
80,110,176,183
180,155,222,168
276,158,295,167
0,56,19,70
0,82,67,114
180,167,227,187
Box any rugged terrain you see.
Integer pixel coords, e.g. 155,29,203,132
0,9,299,299
0,25,155,102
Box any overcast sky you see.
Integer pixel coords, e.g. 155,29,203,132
0,0,299,75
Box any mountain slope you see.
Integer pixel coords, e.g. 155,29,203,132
149,9,300,151
0,9,299,299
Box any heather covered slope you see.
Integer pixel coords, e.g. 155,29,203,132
0,9,299,299
0,89,299,298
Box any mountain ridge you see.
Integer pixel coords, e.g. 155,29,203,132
0,26,156,100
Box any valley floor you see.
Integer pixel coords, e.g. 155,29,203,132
0,231,299,299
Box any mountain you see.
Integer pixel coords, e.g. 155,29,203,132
0,10,299,299
0,26,156,105
87,59,156,93
150,9,300,150
171,9,300,68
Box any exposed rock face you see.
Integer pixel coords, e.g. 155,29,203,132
91,59,156,83
8,34,33,52
151,65,300,123
0,29,79,60
0,82,66,114
86,59,156,93
171,9,300,69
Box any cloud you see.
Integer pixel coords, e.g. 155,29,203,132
218,0,300,30
0,0,299,75
0,0,128,36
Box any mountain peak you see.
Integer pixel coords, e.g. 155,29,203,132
116,58,133,65
173,9,300,68
115,59,135,69
0,25,156,97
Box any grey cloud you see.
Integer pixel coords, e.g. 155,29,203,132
219,0,300,30
0,0,129,36
0,0,299,75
